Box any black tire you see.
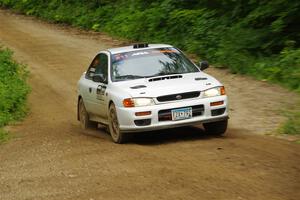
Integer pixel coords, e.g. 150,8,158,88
108,103,127,144
203,119,228,136
78,98,97,130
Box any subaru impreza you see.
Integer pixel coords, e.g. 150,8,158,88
77,44,228,143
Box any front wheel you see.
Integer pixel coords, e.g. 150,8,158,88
108,103,127,143
203,119,228,136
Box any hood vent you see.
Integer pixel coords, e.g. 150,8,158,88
195,77,207,81
130,85,147,89
148,75,182,82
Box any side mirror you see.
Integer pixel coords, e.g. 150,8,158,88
199,61,209,71
92,74,105,83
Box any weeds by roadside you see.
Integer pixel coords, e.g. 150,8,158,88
280,107,300,135
0,129,9,143
0,47,30,143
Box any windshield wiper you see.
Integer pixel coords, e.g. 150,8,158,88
115,75,146,80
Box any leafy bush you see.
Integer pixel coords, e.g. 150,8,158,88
0,129,9,143
0,47,30,142
280,108,300,135
1,0,299,91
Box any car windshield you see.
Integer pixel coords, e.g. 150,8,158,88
111,47,199,82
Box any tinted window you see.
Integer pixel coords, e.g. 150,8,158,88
111,48,199,82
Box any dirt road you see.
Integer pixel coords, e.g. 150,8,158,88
0,10,299,200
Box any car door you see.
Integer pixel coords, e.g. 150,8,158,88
82,53,109,119
80,57,97,114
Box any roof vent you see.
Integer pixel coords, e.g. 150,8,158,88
133,43,149,49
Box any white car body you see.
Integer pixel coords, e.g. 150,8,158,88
77,44,228,142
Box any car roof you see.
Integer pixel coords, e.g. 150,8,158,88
107,44,173,54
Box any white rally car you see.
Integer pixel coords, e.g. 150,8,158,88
77,44,228,143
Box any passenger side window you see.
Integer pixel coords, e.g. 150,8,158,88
86,53,109,83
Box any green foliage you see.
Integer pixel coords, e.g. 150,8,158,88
280,108,300,135
0,0,299,92
0,129,9,143
0,47,30,142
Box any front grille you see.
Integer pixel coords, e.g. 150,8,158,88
158,105,204,121
157,91,200,102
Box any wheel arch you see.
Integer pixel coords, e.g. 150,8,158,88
77,95,82,121
108,100,114,109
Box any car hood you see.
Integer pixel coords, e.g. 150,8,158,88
112,72,222,98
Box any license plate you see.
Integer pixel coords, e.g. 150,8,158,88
171,107,192,121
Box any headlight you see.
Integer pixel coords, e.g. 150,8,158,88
203,86,226,98
123,98,155,107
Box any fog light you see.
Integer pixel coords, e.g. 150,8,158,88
211,108,226,116
134,119,151,126
210,101,224,106
135,111,152,116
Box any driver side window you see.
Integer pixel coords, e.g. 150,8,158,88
86,53,108,83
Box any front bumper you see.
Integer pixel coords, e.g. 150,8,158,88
116,96,228,133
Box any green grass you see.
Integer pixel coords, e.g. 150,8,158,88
280,108,300,135
0,129,9,143
0,47,30,143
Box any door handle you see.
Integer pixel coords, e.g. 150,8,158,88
96,85,102,94
89,88,92,93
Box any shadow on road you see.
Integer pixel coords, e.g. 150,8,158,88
78,124,229,145
128,126,225,145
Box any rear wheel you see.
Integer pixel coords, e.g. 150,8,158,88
203,119,228,136
108,103,127,143
78,98,97,130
